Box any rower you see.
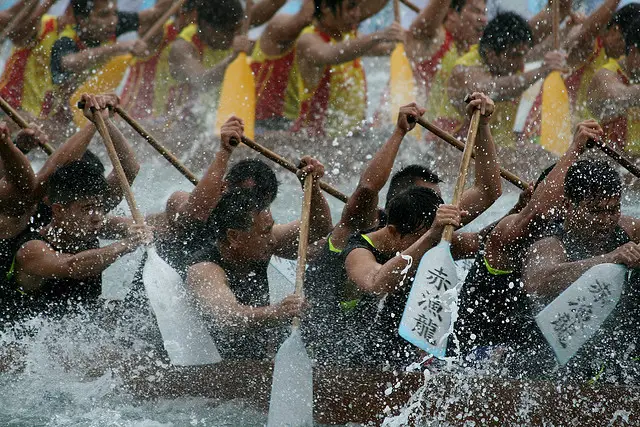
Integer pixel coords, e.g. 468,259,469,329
291,0,404,137
163,0,251,117
440,12,567,147
602,3,640,61
516,158,640,382
342,94,501,367
49,0,173,126
406,0,488,115
186,159,332,360
8,160,153,323
587,19,640,155
455,120,605,359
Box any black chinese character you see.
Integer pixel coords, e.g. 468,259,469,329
413,314,439,342
551,312,577,349
418,295,444,322
426,267,452,291
589,280,613,308
568,296,593,324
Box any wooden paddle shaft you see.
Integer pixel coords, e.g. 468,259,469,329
115,106,199,186
292,175,314,328
0,0,38,42
443,110,481,242
141,0,187,43
0,96,54,155
552,0,560,50
400,0,420,13
93,111,144,223
242,0,253,35
589,139,640,178
240,136,349,203
416,117,529,190
394,0,401,22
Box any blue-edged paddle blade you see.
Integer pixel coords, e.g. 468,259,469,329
536,263,627,365
399,241,459,359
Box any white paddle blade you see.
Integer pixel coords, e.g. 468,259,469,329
267,328,313,427
536,263,627,365
399,241,459,359
143,247,222,366
268,256,297,305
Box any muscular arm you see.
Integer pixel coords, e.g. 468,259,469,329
564,0,620,66
60,43,132,75
258,1,314,57
331,128,406,249
408,0,450,41
359,0,390,22
448,65,547,113
297,31,382,67
345,230,440,295
103,118,140,211
588,69,640,121
249,0,287,27
272,180,333,259
0,135,37,196
458,122,502,224
168,39,234,88
15,239,134,290
522,237,610,299
137,0,174,34
187,262,280,327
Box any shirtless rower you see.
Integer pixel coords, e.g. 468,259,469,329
455,120,604,358
186,159,332,360
517,159,640,383
291,0,404,137
441,11,567,146
342,93,501,367
588,18,640,155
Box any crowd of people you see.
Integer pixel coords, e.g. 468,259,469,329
0,0,639,386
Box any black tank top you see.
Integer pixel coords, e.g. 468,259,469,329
11,231,102,320
342,233,419,367
0,231,31,326
189,244,285,360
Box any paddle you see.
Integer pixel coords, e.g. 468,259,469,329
389,0,418,128
214,0,256,139
70,0,187,127
0,95,54,155
416,116,529,190
267,173,314,427
400,0,420,13
588,138,640,178
398,108,481,358
91,107,221,366
536,263,628,365
540,0,571,156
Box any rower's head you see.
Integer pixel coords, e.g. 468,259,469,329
624,18,640,75
197,0,243,49
314,0,361,32
385,187,443,250
224,159,279,204
48,161,109,239
564,159,622,240
446,0,488,47
208,188,275,262
479,12,533,76
385,165,442,211
71,0,117,43
604,3,640,59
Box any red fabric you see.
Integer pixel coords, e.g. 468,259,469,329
602,68,630,151
413,29,454,96
251,49,295,120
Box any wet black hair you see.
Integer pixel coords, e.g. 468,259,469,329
48,161,109,206
564,159,621,206
608,3,640,36
386,165,441,210
81,150,105,174
479,11,533,59
206,187,271,241
624,17,640,55
314,0,344,19
71,0,94,18
197,0,243,31
225,159,279,204
450,0,468,13
386,187,444,236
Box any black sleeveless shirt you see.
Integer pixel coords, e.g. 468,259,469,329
188,245,285,360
